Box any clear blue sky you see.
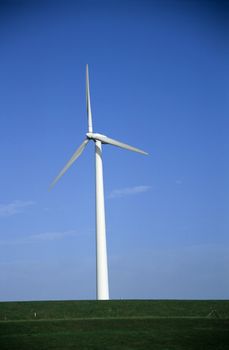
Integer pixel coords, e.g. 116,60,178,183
0,0,228,301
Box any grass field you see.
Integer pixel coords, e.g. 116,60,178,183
0,300,228,349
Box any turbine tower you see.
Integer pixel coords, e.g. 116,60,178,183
50,65,148,300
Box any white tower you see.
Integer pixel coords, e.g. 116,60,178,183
50,65,148,300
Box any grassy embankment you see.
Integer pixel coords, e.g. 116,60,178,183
0,300,228,349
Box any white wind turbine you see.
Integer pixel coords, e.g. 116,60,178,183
50,65,148,300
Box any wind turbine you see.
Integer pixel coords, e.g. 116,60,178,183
50,65,148,300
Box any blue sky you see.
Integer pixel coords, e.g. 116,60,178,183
0,0,228,301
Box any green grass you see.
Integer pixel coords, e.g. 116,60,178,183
0,300,229,349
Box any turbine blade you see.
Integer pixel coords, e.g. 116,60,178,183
50,139,89,189
96,134,148,155
86,64,93,133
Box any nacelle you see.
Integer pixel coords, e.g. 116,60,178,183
86,133,107,143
